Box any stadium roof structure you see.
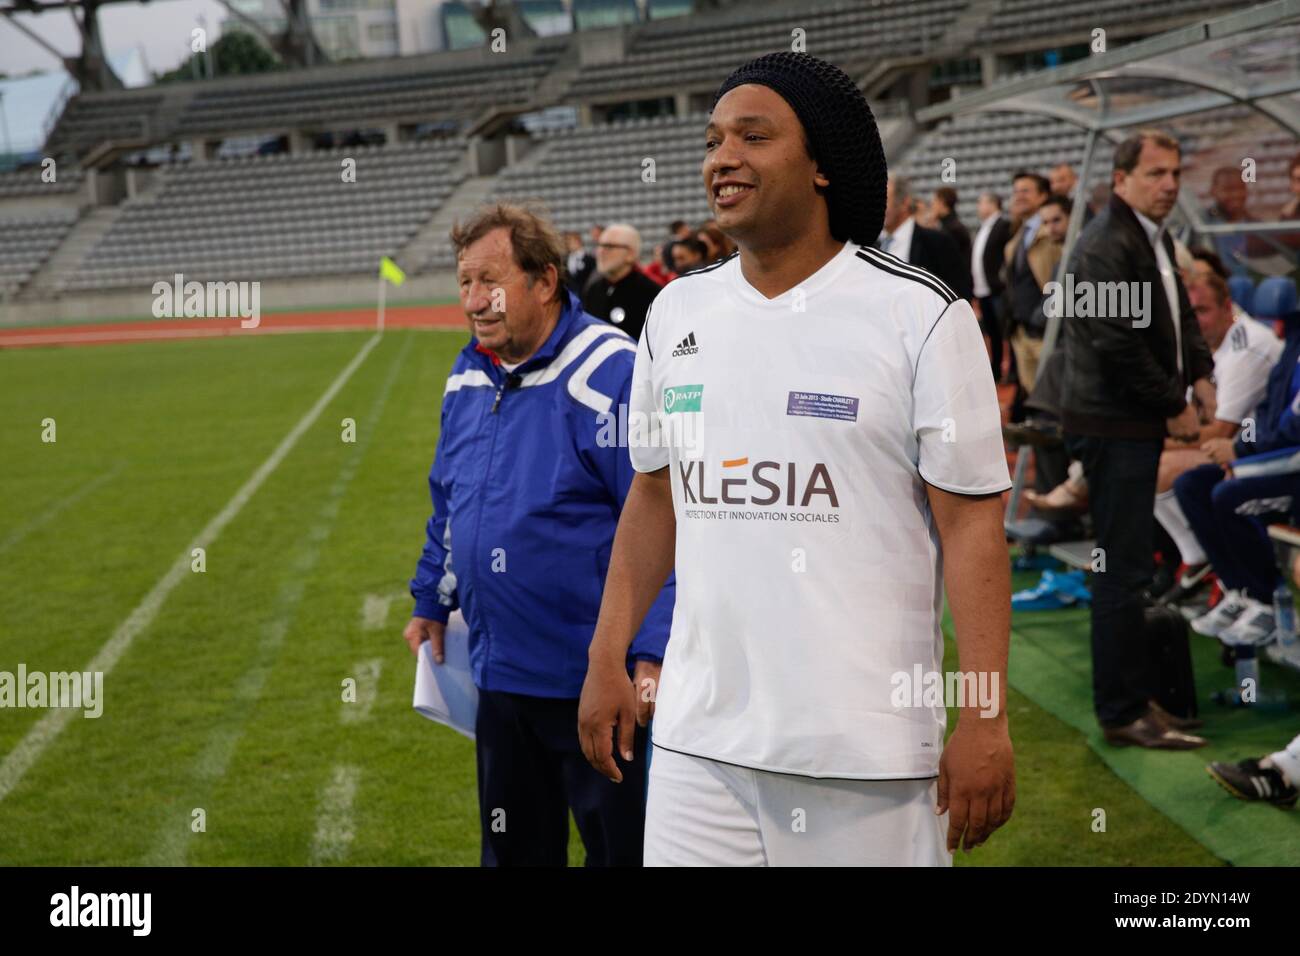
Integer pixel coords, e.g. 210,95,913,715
918,0,1300,347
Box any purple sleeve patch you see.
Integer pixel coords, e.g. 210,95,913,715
786,390,859,422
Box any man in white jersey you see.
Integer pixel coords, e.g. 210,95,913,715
1154,272,1282,606
577,52,1015,866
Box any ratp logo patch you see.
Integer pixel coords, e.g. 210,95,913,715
663,384,703,413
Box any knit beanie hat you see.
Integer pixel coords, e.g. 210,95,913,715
712,52,887,245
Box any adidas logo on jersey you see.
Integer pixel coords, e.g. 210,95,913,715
671,332,699,357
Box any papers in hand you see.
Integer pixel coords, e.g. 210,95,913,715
412,611,478,739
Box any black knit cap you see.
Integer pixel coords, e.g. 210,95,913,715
712,51,887,245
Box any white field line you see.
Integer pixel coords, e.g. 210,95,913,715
341,659,383,725
0,331,383,805
143,333,411,865
0,462,124,555
360,590,407,631
311,765,360,865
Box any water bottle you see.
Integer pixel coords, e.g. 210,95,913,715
1274,583,1299,649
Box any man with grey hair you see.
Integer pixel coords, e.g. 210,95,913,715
878,175,972,300
581,223,662,340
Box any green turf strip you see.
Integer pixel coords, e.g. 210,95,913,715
1003,569,1300,866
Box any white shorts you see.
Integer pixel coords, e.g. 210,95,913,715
644,745,952,867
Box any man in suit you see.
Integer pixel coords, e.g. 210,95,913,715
932,186,973,287
564,231,596,294
1002,171,1061,398
878,175,972,300
970,191,1013,381
1060,130,1216,750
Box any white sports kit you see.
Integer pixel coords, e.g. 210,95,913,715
1208,315,1282,426
629,240,1011,865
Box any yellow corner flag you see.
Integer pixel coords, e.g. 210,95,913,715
380,255,406,287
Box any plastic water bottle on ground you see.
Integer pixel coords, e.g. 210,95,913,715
1274,583,1299,649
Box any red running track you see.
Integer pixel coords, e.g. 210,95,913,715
0,304,470,349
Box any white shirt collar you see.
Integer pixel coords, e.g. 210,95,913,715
1132,208,1166,249
887,216,916,257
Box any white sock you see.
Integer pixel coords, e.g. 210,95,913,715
1267,732,1300,788
1154,490,1207,567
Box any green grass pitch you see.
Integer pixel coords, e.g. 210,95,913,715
0,328,1218,865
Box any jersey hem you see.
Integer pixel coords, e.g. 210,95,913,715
650,740,940,782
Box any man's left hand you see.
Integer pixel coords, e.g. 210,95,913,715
937,719,1016,853
1202,436,1236,467
631,659,662,727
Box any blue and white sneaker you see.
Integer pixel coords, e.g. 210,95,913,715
1191,589,1248,638
1218,599,1278,648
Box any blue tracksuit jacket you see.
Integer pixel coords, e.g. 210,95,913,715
410,289,674,698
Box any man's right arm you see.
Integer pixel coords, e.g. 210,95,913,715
578,466,676,782
405,415,456,660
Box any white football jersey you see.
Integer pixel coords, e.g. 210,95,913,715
629,240,1010,779
1212,315,1282,426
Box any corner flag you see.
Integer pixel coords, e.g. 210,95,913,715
376,256,405,332
380,256,406,286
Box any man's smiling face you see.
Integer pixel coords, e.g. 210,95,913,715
702,84,829,249
456,226,555,362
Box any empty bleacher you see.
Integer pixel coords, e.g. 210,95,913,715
422,112,712,270
173,41,570,138
976,0,1239,45
572,0,967,100
0,166,84,198
45,93,165,158
897,111,1112,224
62,138,467,291
0,211,79,298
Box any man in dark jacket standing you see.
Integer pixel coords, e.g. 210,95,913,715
932,186,973,289
1061,130,1217,750
582,223,662,340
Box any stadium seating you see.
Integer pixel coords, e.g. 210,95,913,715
45,93,165,158
976,0,1238,44
173,41,569,138
0,167,85,198
61,139,466,290
897,111,1113,224
572,0,966,99
420,113,712,271
0,211,79,297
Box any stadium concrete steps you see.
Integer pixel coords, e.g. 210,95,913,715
18,206,121,300
401,175,499,275
880,117,918,167
935,0,1001,54
526,48,583,114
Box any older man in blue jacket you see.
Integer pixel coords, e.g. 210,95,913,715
404,203,672,866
